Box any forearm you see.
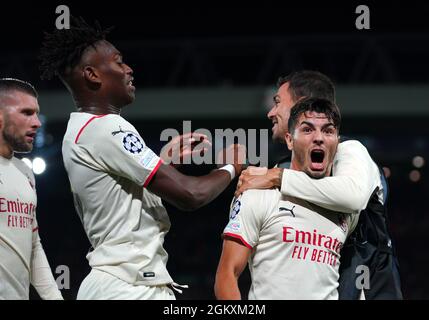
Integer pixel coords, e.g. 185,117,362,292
31,237,63,300
178,169,232,210
280,169,369,214
276,140,381,214
149,165,232,211
215,272,241,300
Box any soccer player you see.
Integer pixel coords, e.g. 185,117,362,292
215,98,359,299
235,71,402,299
39,17,245,300
0,78,63,300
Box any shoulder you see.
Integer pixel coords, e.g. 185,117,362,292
338,139,369,154
229,190,280,228
336,139,382,186
240,189,281,212
73,113,140,144
242,188,280,200
336,139,375,164
11,157,35,185
83,114,136,134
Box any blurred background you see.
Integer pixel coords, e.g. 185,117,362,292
1,1,428,299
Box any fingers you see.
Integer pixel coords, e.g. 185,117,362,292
162,132,213,165
235,174,247,197
237,175,244,188
234,184,247,198
190,146,208,157
190,132,209,141
191,137,212,149
178,132,210,145
246,166,268,176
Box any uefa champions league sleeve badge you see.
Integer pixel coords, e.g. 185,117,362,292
230,198,241,220
122,132,144,154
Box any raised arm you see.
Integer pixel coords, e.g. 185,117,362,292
78,118,246,212
148,143,246,211
148,164,234,211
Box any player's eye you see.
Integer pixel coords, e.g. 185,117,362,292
273,97,280,105
324,127,335,135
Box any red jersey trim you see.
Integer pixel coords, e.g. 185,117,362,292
143,159,163,188
74,115,107,144
224,232,253,249
32,227,39,233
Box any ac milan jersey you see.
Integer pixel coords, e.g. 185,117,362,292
62,112,173,286
224,189,359,300
0,156,38,299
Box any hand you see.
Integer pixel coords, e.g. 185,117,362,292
216,144,247,176
160,132,212,167
236,166,268,189
241,166,268,176
235,167,283,197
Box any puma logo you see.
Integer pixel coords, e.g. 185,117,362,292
279,205,295,217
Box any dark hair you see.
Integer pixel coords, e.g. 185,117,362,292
39,16,113,80
278,70,335,103
0,78,38,98
288,97,341,134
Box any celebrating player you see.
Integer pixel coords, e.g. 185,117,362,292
39,17,245,300
234,71,402,299
215,98,359,299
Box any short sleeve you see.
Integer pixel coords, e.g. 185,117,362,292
223,190,267,249
76,115,162,187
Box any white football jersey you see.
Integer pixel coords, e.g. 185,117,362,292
62,112,173,286
0,156,38,299
223,189,359,300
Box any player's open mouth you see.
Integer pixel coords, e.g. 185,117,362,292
310,149,325,171
127,78,135,90
26,132,36,142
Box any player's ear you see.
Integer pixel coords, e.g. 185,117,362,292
83,66,102,85
285,132,293,151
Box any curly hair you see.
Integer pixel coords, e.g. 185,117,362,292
39,16,113,80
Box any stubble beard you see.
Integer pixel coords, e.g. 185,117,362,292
3,125,33,154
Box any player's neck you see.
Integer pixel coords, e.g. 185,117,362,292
76,103,121,116
289,160,300,171
0,142,13,159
